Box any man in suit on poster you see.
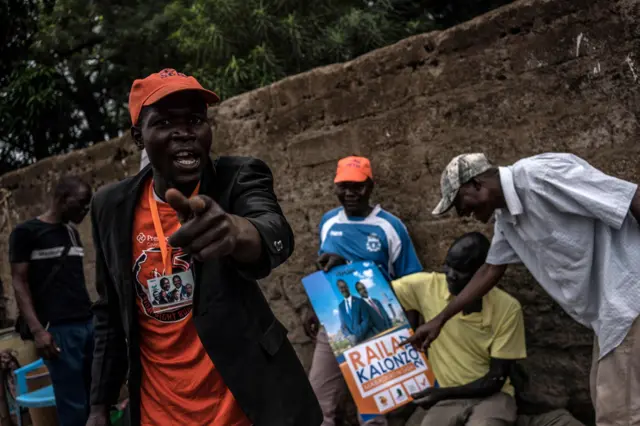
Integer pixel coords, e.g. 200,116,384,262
355,281,392,334
336,280,373,345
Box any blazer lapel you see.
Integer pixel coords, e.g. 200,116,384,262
112,166,153,329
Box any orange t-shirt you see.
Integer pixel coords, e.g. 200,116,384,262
132,179,251,426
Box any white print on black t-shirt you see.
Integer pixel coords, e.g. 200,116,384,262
30,224,83,259
31,246,84,259
9,220,91,324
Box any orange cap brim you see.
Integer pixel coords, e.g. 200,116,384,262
334,170,371,183
144,84,220,109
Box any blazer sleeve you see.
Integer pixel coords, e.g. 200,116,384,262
229,158,295,280
89,196,128,406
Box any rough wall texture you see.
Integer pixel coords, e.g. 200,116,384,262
2,0,640,423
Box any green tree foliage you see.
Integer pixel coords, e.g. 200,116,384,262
164,0,441,98
0,0,512,175
0,0,181,174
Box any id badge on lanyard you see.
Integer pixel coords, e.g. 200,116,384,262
145,181,200,313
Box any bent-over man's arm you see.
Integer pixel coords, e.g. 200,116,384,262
405,310,422,330
229,158,295,280
413,304,526,407
89,199,128,419
530,154,638,229
434,263,507,326
435,223,518,326
404,223,515,350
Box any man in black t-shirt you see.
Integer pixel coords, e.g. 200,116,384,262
9,176,93,426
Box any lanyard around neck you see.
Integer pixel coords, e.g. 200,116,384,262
147,180,200,274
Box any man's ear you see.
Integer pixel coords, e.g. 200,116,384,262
364,178,374,196
367,179,375,191
471,178,482,190
131,126,144,150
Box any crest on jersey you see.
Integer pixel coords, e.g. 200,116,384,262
132,247,193,323
366,233,382,252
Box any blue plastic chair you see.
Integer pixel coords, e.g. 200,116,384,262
13,358,56,426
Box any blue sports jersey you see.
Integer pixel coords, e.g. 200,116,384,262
318,205,423,279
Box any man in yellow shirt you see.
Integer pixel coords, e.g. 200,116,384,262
392,232,526,425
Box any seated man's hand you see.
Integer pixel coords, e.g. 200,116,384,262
316,253,347,272
411,387,442,410
304,313,320,340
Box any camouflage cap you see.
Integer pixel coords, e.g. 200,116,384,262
432,153,493,216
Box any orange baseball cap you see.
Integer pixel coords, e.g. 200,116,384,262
334,156,373,183
128,68,220,125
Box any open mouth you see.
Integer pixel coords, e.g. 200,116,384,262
173,150,201,170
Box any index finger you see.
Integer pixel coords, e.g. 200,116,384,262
400,334,418,347
187,195,209,215
324,256,339,272
165,189,193,220
420,338,432,352
167,196,220,248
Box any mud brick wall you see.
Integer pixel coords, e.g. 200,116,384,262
2,0,640,423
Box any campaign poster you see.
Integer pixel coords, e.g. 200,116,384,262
302,262,436,421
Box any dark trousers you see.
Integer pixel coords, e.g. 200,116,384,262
43,319,94,426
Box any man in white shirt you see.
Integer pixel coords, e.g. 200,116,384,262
405,153,640,426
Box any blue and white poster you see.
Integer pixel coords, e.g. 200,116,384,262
302,262,435,419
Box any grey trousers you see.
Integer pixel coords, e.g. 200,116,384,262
420,392,517,426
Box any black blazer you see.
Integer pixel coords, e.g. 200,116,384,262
89,156,322,426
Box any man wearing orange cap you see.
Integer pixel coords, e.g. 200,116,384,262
307,156,422,426
87,69,321,426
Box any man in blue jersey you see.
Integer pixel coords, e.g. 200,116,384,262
307,156,423,426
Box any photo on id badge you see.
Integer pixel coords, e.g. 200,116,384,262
147,270,194,313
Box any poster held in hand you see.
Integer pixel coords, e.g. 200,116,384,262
302,262,436,422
